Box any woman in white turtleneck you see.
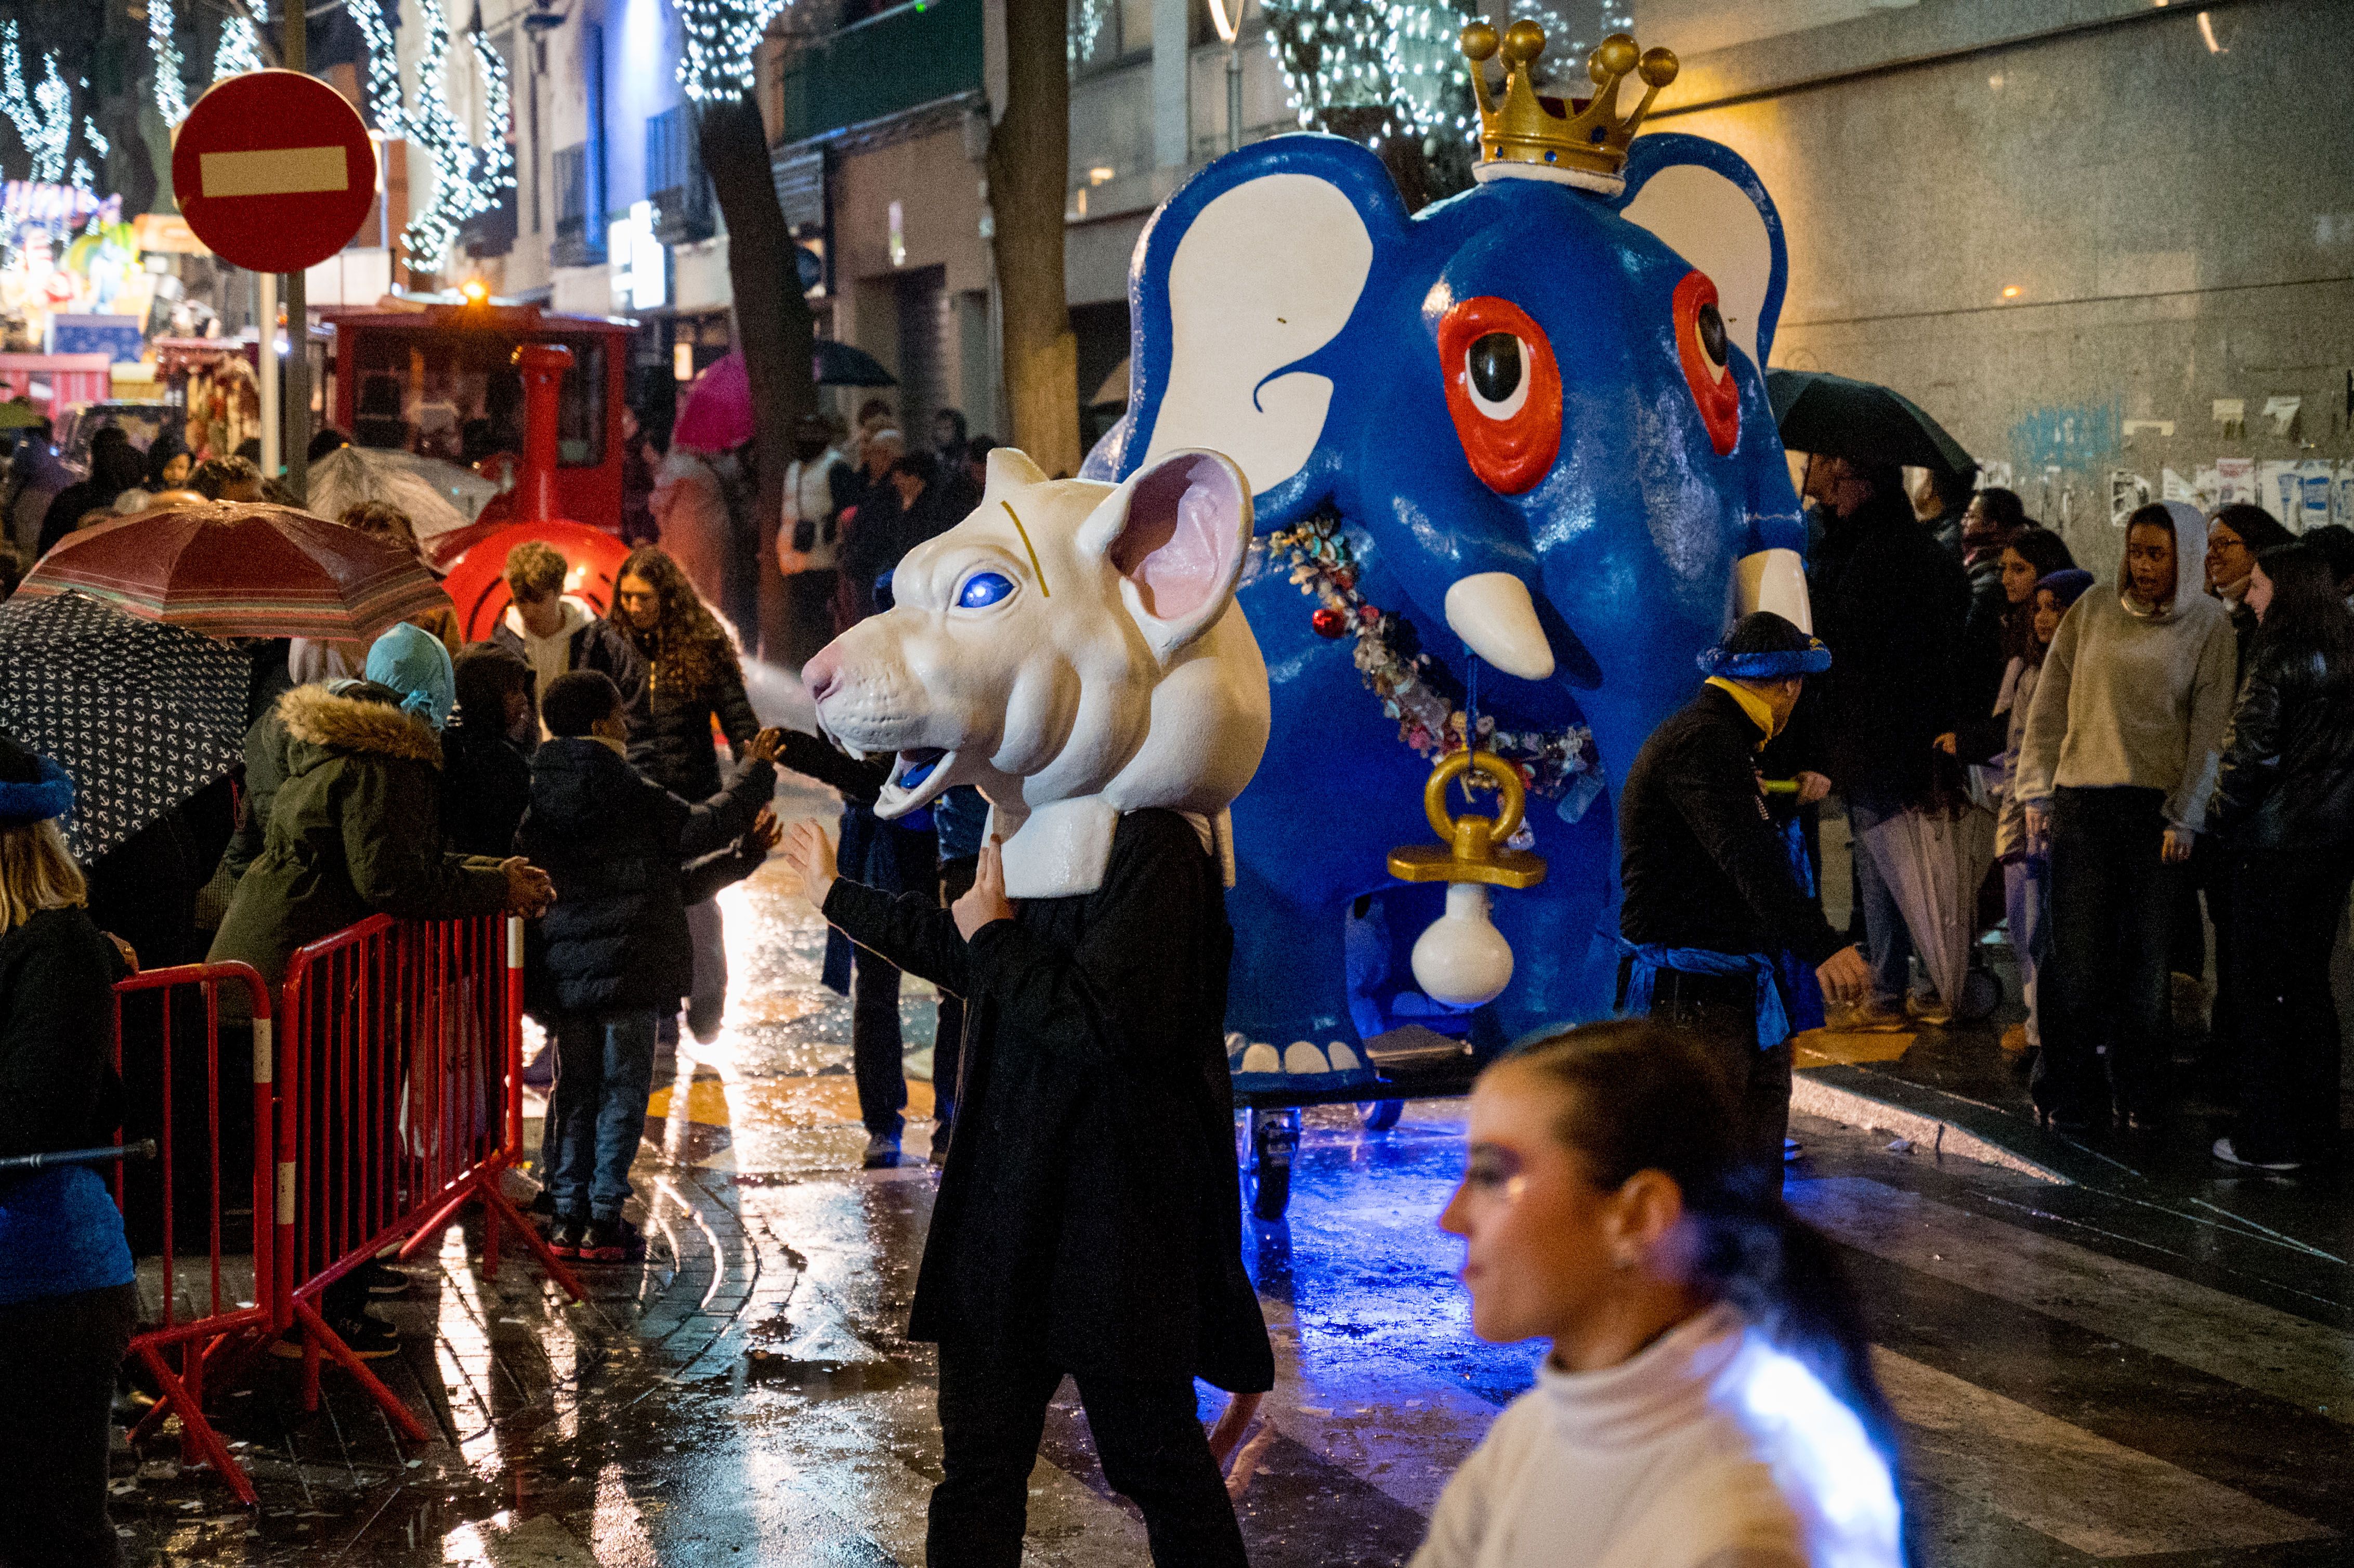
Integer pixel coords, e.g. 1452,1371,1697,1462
1413,1021,1905,1568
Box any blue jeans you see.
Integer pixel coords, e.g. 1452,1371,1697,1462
1845,788,1916,1007
547,1009,658,1220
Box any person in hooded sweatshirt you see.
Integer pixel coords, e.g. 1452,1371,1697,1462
492,539,652,751
517,671,783,1263
2016,501,2237,1132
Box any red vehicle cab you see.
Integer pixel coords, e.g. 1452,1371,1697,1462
318,302,633,532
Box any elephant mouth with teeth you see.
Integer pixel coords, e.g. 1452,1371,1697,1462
1081,129,1811,1061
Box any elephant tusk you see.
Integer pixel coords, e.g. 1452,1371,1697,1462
1733,548,1812,633
1444,572,1557,681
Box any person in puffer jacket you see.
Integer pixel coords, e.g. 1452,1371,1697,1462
516,670,782,1262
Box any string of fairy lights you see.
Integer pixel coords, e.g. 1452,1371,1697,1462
678,0,789,103
0,21,77,187
137,0,519,276
1258,0,1631,149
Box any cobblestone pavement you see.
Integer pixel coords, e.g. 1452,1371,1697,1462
115,780,2354,1567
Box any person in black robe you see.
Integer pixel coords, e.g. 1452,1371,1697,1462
784,809,1271,1568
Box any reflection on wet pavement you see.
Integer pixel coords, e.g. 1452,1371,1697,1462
115,777,2354,1566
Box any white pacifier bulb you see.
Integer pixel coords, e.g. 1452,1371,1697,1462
1410,882,1516,1009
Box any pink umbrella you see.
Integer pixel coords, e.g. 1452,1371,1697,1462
671,350,753,453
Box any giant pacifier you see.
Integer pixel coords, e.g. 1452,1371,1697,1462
1388,750,1548,1009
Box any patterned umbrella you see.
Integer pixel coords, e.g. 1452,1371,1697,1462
0,590,252,863
16,499,449,642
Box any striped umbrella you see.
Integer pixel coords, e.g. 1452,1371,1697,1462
0,590,252,863
17,499,449,642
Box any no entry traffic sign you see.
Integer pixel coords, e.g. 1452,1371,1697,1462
171,70,374,275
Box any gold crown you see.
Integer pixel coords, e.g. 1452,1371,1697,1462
1461,21,1678,193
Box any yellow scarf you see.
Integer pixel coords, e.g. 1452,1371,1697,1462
1704,676,1777,749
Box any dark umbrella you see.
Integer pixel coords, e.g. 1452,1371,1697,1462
1766,369,1977,477
815,339,897,388
0,590,252,863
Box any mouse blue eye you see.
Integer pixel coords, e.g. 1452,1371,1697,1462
957,571,1015,610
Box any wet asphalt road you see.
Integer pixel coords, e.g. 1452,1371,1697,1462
112,779,2354,1566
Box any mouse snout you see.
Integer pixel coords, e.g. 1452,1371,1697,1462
804,645,844,708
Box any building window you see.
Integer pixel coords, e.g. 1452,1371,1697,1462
553,142,605,265
645,104,714,244
1068,0,1152,71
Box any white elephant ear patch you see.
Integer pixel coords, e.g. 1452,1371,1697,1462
1619,164,1772,368
1142,173,1375,495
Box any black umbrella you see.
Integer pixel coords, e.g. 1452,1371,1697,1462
815,339,897,388
1766,369,1977,477
0,590,251,863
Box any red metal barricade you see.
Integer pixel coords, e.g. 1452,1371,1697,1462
277,912,582,1433
109,961,281,1506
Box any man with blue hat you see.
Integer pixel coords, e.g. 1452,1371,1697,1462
1617,611,1871,1189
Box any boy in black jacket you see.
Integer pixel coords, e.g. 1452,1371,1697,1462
518,671,783,1260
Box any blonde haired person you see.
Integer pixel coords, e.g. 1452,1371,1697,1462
1416,1020,1904,1568
0,737,140,1566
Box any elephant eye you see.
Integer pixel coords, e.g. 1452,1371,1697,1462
1437,296,1562,494
1674,271,1741,457
956,571,1015,609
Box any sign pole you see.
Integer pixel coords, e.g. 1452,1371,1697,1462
282,8,309,503
256,270,280,480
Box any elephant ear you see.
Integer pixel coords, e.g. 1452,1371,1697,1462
1113,136,1411,504
1613,133,1788,369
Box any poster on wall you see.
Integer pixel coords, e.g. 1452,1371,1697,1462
2339,462,2354,529
2295,461,2334,530
2216,458,2256,507
2258,461,2301,526
1978,459,2013,490
2162,467,2197,504
2109,471,2151,527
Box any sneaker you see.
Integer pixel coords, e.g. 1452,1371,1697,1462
862,1131,903,1170
580,1216,646,1262
359,1259,412,1298
545,1216,586,1259
2212,1137,2303,1172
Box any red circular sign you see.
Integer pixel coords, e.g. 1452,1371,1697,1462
171,71,374,275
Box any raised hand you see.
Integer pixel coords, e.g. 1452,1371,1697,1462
747,804,784,855
782,818,839,909
953,836,1015,940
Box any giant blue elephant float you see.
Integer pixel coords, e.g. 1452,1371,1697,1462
1082,22,1814,1081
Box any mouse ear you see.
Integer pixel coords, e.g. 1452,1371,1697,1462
1077,448,1253,664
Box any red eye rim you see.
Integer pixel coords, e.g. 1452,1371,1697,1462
1674,271,1741,457
1437,296,1563,495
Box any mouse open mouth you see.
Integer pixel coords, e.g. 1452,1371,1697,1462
879,746,957,814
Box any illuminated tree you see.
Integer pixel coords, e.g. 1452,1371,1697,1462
344,0,514,275
677,0,818,662
1259,0,1480,209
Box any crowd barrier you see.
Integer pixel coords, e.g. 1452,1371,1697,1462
277,911,584,1433
108,961,280,1506
108,913,582,1496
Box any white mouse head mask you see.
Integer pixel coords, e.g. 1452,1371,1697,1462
806,446,1270,896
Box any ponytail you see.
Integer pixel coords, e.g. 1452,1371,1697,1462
1505,1020,1900,1462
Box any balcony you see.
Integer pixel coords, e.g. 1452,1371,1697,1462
551,142,606,268
646,105,715,245
773,0,985,147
